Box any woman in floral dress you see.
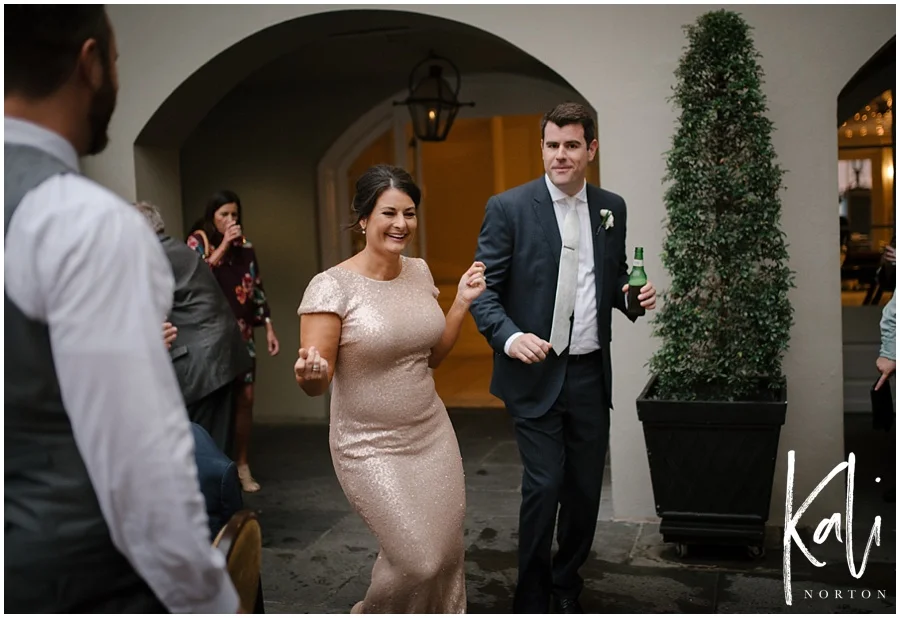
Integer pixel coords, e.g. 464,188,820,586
187,189,280,492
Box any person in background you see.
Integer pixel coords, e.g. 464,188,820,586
4,5,238,612
191,423,243,540
134,200,252,454
188,190,280,493
876,294,896,393
875,293,895,503
190,422,269,614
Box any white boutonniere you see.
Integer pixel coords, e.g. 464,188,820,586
599,209,615,231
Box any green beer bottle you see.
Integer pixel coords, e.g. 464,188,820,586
627,247,647,318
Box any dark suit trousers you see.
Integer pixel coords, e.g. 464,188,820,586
187,381,236,458
512,351,610,613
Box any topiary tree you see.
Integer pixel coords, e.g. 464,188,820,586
649,10,795,402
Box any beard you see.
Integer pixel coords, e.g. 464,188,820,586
86,65,117,156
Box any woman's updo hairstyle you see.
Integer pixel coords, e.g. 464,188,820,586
350,164,421,231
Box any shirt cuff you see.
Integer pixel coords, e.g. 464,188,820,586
504,332,524,357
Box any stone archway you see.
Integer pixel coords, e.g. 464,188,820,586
120,7,591,235
120,7,604,428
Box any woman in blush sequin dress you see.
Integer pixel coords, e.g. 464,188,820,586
295,165,486,613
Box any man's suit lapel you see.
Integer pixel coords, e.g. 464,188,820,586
533,180,562,266
587,186,607,301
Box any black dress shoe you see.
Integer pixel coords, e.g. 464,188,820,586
552,596,583,614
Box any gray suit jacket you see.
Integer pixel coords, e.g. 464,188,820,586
470,178,634,417
160,235,251,405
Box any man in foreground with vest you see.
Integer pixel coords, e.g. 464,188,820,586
4,6,239,612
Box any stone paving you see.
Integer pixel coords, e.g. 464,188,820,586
244,411,895,614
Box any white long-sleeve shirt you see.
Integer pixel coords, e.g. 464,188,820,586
4,116,239,614
504,175,601,356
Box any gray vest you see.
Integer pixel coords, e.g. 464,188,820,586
4,143,164,612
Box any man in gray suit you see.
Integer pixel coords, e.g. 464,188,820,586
135,201,251,455
471,102,656,613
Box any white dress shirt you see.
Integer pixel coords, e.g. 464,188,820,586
4,117,239,614
504,175,601,357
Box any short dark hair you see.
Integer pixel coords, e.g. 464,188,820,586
190,189,243,247
350,165,421,229
540,102,596,146
5,5,111,98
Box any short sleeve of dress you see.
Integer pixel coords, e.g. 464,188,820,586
298,271,348,318
185,231,209,260
416,258,440,299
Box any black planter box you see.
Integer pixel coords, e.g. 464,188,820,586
636,375,787,553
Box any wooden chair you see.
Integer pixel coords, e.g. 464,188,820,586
213,510,262,612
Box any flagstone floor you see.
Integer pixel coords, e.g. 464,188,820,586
244,411,896,613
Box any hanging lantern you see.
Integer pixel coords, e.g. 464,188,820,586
394,52,475,142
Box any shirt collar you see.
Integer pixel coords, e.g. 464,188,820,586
4,116,80,172
544,174,587,205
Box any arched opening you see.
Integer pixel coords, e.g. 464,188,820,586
135,9,603,420
837,36,895,309
836,35,895,522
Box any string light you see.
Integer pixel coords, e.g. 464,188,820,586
840,90,893,142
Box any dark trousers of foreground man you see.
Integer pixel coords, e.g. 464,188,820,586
513,353,610,612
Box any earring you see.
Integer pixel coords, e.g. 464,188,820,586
362,228,366,235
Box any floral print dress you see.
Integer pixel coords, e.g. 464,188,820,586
187,233,272,383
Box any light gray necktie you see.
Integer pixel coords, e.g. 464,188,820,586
549,206,580,353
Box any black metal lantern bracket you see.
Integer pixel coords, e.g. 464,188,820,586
393,52,475,142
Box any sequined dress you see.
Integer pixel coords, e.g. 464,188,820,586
297,256,467,613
